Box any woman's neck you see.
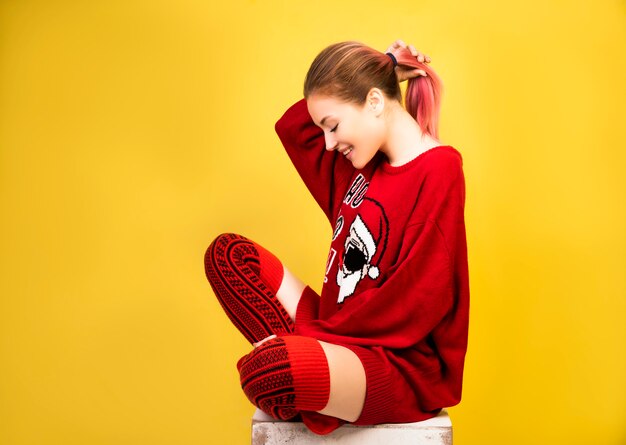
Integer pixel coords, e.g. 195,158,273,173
379,104,441,167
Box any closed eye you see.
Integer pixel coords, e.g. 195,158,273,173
330,124,338,133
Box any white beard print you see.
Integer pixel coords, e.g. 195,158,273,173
336,215,374,303
336,263,366,303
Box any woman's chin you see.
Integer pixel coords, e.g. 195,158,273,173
350,155,372,170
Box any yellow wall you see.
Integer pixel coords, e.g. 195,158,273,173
1,1,624,444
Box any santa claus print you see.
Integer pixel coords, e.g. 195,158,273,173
336,197,389,304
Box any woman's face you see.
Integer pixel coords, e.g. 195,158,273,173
306,92,386,169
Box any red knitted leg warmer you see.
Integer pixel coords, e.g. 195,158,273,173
204,233,295,345
237,335,331,420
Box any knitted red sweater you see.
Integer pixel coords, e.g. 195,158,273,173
274,98,470,435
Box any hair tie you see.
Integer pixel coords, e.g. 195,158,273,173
385,52,398,67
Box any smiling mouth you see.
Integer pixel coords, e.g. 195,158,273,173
341,146,354,156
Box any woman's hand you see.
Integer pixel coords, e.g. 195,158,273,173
385,39,431,82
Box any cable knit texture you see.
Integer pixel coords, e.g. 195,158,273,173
237,335,330,420
204,233,293,345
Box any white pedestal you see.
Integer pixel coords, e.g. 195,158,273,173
251,408,452,445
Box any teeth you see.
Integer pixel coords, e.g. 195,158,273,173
344,146,353,156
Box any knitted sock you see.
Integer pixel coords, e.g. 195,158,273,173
204,233,295,345
237,335,330,420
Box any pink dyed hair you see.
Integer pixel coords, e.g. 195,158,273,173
303,41,443,140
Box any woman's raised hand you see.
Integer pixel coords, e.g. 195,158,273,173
385,39,431,82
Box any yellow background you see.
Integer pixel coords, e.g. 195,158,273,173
1,1,624,444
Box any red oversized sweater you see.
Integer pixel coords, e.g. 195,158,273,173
274,98,470,435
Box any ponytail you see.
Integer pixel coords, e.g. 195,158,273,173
394,49,443,140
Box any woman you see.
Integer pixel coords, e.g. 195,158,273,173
204,39,469,436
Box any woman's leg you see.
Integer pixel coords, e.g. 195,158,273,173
237,334,367,423
316,341,367,422
206,233,366,423
204,232,302,345
252,264,306,347
276,264,306,324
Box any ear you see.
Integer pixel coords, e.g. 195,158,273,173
365,88,385,117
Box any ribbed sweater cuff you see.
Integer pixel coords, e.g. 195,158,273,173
343,345,395,425
295,285,320,325
283,335,330,412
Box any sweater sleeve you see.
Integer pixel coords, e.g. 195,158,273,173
274,97,356,225
295,150,467,350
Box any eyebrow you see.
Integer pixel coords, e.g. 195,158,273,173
319,116,333,127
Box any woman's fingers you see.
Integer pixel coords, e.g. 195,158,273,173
386,39,431,64
385,39,405,53
414,51,431,63
412,47,431,63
